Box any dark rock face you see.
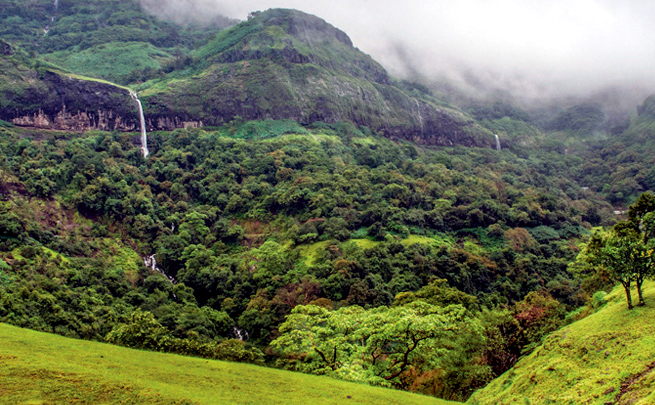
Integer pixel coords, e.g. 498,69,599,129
2,71,140,132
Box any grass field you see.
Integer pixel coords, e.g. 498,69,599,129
0,323,456,404
468,281,655,404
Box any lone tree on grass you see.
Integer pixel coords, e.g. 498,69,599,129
583,193,655,309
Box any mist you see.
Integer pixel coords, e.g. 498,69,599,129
140,0,655,108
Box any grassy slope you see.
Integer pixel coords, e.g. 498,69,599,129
42,42,173,84
0,323,456,404
468,281,655,405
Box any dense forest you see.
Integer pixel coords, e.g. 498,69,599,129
1,1,655,402
0,119,623,399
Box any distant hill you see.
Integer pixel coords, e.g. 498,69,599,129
0,322,454,404
137,9,492,147
0,0,232,53
468,281,655,404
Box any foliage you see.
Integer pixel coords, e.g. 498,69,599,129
546,103,606,135
105,309,169,350
2,2,655,402
271,302,478,388
0,119,609,399
580,193,655,308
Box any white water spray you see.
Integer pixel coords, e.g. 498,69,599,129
232,326,249,341
414,99,424,133
43,0,59,36
494,134,501,151
144,254,177,284
130,91,149,158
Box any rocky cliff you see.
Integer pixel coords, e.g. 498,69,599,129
0,39,140,132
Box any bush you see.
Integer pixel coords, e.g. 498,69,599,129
592,291,608,309
105,310,169,351
215,339,265,365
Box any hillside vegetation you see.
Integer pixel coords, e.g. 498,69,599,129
0,322,451,404
0,120,615,400
3,2,655,403
468,281,655,404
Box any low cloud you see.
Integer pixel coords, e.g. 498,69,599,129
140,0,655,106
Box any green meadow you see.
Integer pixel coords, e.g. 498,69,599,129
0,323,455,404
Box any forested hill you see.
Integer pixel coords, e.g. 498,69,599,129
2,1,655,403
0,120,614,400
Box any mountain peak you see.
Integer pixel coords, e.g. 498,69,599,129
195,8,381,83
142,8,489,146
249,8,354,47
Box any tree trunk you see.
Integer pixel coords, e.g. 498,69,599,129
636,280,645,306
622,282,633,309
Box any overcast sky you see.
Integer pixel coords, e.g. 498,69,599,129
141,0,655,102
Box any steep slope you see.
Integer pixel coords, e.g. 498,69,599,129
0,323,454,404
139,9,492,147
468,282,655,404
0,38,139,131
0,0,231,53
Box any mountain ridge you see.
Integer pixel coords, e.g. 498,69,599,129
138,8,494,147
0,38,139,132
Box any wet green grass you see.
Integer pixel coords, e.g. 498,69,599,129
468,281,655,405
0,323,455,404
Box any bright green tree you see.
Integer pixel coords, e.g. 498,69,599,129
583,194,655,308
271,302,478,386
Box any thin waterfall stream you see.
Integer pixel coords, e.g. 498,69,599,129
130,91,149,158
43,0,59,35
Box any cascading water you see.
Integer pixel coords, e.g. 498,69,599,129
43,0,59,35
144,254,177,284
130,91,149,158
232,326,249,341
415,99,425,133
495,134,501,151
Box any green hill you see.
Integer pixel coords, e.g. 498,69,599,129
468,281,655,404
0,322,454,404
138,8,490,147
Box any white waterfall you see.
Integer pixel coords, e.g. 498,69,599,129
43,0,59,36
415,99,425,133
232,326,249,341
495,134,501,151
144,254,177,284
130,91,149,158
